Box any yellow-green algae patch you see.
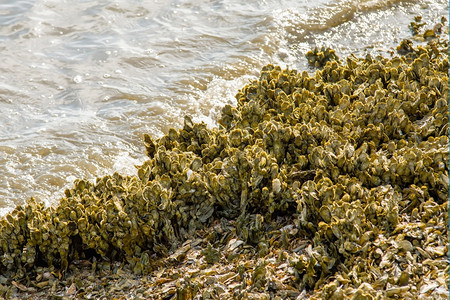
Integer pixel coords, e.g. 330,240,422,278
0,25,449,298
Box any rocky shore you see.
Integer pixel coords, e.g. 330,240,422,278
0,19,448,299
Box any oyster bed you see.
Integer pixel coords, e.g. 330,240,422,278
1,25,449,299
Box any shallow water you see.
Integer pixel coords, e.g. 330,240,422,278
0,0,448,215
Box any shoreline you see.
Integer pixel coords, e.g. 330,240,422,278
1,20,449,299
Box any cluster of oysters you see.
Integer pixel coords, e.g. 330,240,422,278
1,20,448,299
